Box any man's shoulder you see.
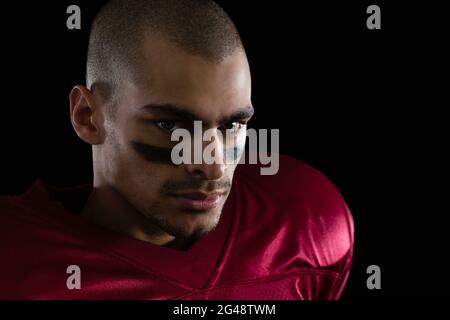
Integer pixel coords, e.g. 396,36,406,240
235,153,347,207
0,192,36,245
0,182,52,229
233,153,354,268
0,192,27,218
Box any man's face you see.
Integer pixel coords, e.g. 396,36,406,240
97,35,253,240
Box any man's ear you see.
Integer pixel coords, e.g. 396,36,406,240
69,85,105,145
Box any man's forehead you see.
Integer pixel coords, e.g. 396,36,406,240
137,35,250,86
139,32,247,68
119,37,252,123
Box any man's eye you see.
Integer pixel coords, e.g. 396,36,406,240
222,122,245,132
154,121,180,133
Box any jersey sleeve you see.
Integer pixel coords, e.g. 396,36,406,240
275,154,355,299
235,153,355,299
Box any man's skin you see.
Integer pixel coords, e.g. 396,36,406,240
69,34,254,250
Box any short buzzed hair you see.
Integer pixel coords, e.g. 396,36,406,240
86,0,243,116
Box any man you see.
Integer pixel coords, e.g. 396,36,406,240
0,0,353,299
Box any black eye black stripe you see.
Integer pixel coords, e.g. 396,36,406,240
131,141,177,165
131,141,242,165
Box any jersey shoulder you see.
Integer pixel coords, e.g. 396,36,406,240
0,183,55,233
234,153,354,268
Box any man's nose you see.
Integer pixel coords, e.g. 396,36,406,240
184,134,226,180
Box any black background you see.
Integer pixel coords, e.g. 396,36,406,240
0,0,447,299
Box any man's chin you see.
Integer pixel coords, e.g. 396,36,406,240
166,209,222,239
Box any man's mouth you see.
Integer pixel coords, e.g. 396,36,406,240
168,191,226,211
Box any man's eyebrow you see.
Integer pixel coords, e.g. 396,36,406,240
139,103,254,125
139,104,199,121
219,107,254,125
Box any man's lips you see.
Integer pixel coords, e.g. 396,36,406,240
169,191,226,211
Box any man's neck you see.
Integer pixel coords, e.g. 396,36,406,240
79,185,189,250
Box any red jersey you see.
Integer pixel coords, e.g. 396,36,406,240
0,155,354,299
